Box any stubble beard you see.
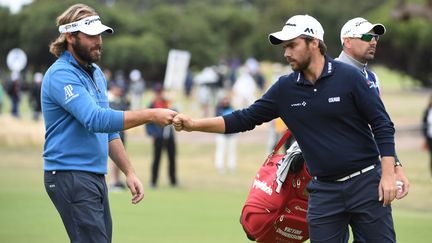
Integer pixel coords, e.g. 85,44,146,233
288,43,313,72
290,54,311,72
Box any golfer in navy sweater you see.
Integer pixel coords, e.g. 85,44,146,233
173,15,398,242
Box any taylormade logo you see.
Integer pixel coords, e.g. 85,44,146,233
252,177,273,195
85,17,100,25
355,20,368,26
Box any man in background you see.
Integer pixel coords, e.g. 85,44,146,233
337,17,409,200
145,83,178,188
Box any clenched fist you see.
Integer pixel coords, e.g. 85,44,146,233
173,113,193,131
151,108,178,126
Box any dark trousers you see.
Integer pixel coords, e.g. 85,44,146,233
427,137,432,176
10,96,19,117
307,164,396,243
151,137,177,186
44,171,112,243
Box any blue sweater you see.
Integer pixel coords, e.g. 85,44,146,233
41,51,124,174
224,56,395,180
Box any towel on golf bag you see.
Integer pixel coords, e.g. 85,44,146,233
240,134,311,243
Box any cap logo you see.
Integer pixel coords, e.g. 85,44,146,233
355,20,368,26
85,17,100,25
58,15,105,34
304,28,315,34
62,21,79,31
285,23,297,27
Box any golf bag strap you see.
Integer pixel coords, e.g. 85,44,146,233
272,129,292,153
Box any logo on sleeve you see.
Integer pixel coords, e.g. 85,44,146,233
64,84,79,104
367,80,379,89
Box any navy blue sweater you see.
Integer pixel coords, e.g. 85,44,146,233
224,56,395,179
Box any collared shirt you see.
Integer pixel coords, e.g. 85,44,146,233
223,56,395,179
42,51,124,174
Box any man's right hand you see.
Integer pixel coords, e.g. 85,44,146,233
150,108,178,126
123,108,177,130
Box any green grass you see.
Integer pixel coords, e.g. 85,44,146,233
1,66,432,242
0,142,432,243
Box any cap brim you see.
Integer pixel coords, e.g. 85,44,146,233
268,31,299,45
80,24,113,36
372,24,386,35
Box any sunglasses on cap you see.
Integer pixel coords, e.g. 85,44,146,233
357,33,379,42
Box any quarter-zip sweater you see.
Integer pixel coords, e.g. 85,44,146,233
224,56,395,180
42,51,123,174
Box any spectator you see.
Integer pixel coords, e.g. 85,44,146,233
184,69,194,99
214,94,237,174
232,66,257,109
245,57,266,91
107,74,130,191
422,94,432,177
7,72,21,118
145,83,178,188
0,79,4,114
30,72,43,121
194,66,219,117
129,69,145,110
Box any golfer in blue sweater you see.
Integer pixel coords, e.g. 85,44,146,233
42,4,177,243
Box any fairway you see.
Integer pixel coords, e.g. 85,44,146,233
1,67,432,242
0,140,431,243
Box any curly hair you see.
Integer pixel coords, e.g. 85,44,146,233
49,4,97,57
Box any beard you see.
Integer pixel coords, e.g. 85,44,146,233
288,53,312,72
287,42,313,72
292,55,311,71
72,36,102,63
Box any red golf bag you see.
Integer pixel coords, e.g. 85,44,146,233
240,131,311,243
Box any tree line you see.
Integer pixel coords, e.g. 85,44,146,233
0,0,431,86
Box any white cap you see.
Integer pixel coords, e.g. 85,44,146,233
269,15,324,45
340,17,385,45
58,15,113,36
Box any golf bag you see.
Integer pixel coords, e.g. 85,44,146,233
240,131,311,243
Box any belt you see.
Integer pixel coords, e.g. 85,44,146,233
335,164,376,182
314,164,376,182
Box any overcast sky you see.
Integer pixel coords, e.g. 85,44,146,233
0,0,33,14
